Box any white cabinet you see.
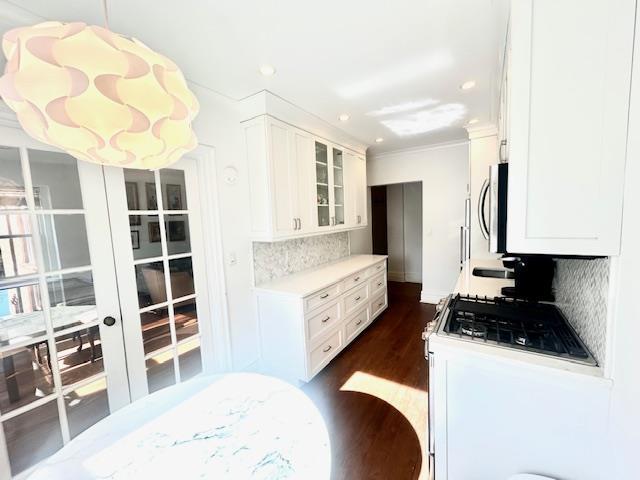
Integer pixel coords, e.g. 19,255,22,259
344,152,368,229
244,114,368,241
255,255,387,383
244,116,314,240
506,0,635,256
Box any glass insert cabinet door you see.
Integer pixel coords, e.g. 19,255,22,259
314,141,347,229
103,157,211,402
0,144,128,478
315,141,331,227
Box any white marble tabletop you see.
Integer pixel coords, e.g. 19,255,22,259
29,374,331,479
0,305,97,343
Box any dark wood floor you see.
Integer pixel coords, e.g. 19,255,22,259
302,282,434,480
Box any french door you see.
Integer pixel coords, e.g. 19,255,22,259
0,128,211,478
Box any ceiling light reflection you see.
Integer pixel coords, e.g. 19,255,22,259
367,99,440,117
381,103,467,136
337,52,454,99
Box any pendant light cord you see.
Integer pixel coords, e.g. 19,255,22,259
102,0,110,30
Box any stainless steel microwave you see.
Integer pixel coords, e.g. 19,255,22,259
478,163,508,254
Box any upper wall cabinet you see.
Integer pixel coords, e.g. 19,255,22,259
244,115,368,241
506,0,635,256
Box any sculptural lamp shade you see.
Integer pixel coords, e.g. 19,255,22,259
0,21,199,169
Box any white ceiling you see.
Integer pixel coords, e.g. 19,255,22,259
2,0,509,153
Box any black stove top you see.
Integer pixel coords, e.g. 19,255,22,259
439,295,597,366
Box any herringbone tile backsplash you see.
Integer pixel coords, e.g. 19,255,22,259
553,258,610,366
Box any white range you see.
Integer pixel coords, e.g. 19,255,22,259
425,259,612,480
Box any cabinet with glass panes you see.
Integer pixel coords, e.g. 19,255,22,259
315,141,330,227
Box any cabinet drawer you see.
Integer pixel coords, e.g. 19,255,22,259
371,291,387,319
367,260,387,277
369,272,386,297
345,307,370,343
309,330,342,375
305,283,340,313
344,284,368,316
341,268,368,293
307,302,340,343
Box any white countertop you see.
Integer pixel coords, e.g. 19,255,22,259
29,374,330,480
254,254,388,298
453,258,514,297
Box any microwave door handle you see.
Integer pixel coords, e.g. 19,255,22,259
478,178,490,240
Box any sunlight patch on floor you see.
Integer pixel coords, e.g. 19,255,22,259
340,370,428,477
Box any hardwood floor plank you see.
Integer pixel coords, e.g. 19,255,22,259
302,282,435,480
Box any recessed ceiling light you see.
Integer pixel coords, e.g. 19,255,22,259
375,137,384,143
460,80,476,90
259,64,276,77
467,118,479,125
338,113,350,122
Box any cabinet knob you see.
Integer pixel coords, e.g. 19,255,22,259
354,276,360,282
103,316,116,327
355,296,361,301
356,320,362,326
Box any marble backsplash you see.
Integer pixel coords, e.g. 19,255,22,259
253,232,350,285
553,258,610,366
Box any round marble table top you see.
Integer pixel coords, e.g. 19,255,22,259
29,374,331,479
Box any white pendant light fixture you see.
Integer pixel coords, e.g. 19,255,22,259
0,2,199,170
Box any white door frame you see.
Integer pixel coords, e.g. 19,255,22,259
192,144,232,372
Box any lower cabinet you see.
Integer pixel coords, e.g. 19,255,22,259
255,258,388,383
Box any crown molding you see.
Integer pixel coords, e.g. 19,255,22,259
465,124,498,140
369,138,469,160
0,1,44,27
238,90,369,155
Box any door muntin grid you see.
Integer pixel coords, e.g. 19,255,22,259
123,168,202,395
0,147,113,477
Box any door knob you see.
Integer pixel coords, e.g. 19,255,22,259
103,316,116,327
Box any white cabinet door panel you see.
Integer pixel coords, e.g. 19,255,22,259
507,0,634,255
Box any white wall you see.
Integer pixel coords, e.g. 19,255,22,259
386,184,405,281
384,182,422,283
366,142,469,303
403,182,423,283
189,84,259,370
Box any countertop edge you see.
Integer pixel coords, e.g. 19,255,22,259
253,254,388,298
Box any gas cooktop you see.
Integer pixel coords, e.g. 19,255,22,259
437,294,597,366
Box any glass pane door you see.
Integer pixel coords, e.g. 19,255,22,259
0,145,128,478
105,157,210,401
332,148,344,226
315,142,330,227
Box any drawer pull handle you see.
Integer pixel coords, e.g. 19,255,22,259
322,316,330,323
354,276,360,282
322,345,332,353
356,320,362,326
355,296,361,301
378,302,384,308
377,282,383,287
320,293,329,299
377,265,382,269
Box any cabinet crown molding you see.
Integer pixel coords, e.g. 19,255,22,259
239,91,368,155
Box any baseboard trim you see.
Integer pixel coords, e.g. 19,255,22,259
388,271,405,282
421,290,449,304
404,272,421,283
